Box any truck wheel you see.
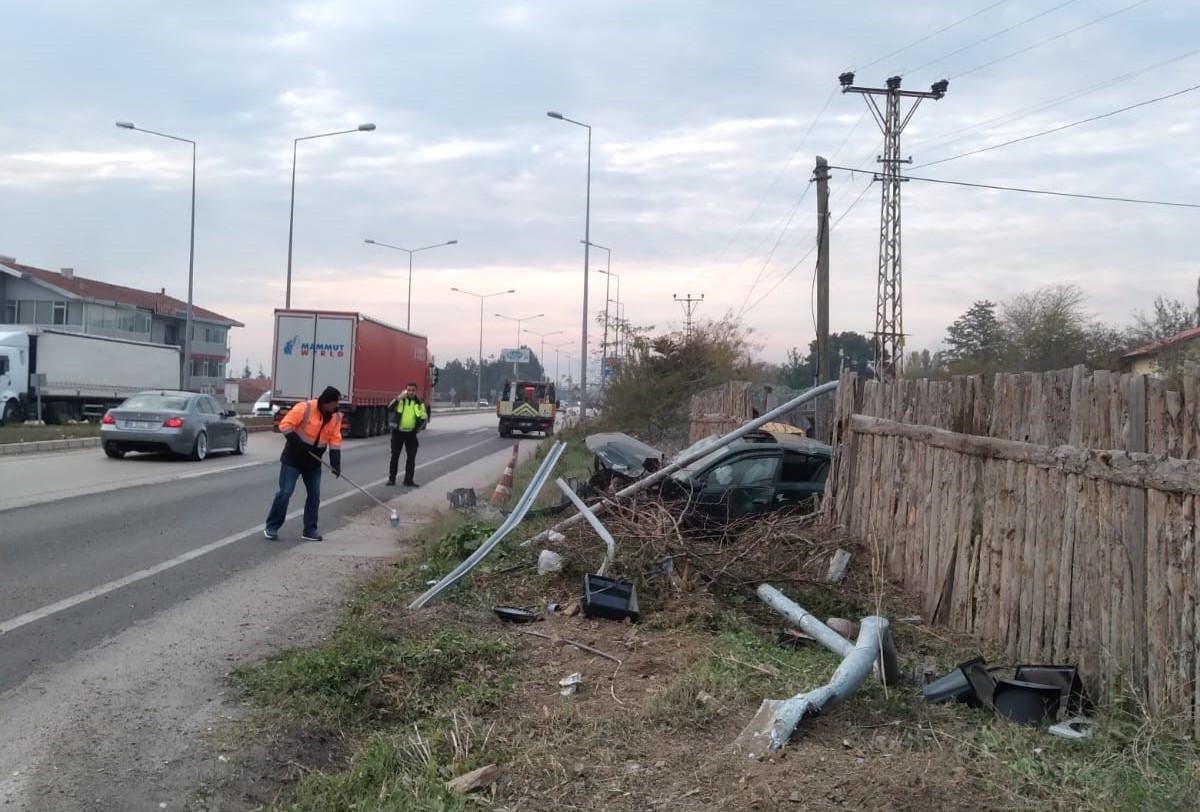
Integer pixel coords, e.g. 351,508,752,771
104,443,126,459
191,431,209,461
232,429,247,455
1,399,20,426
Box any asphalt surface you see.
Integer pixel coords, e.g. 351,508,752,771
0,412,514,693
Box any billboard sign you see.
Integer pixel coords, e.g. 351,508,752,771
501,347,531,363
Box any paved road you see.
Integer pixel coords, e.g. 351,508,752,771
0,412,512,693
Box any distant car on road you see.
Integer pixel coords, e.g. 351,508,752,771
478,398,490,407
100,391,247,461
252,392,278,417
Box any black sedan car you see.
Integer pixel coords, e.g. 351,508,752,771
587,430,831,525
100,390,247,460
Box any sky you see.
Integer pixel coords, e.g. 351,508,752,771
1,0,1197,380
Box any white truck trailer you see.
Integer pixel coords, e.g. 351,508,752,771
0,328,181,424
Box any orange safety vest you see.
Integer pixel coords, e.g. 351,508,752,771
279,399,343,450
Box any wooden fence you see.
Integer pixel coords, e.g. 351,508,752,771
689,382,813,444
828,366,1200,732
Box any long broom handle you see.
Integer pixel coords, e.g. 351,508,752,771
308,451,394,512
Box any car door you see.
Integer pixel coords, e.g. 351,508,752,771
695,453,781,523
775,450,831,514
195,396,227,448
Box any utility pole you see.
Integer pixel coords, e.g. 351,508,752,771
673,293,704,339
814,156,831,441
839,72,948,379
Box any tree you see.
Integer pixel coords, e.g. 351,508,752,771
1001,284,1098,372
256,364,267,380
1128,296,1199,347
241,359,252,379
600,314,764,443
778,331,874,389
902,348,945,380
943,300,1005,373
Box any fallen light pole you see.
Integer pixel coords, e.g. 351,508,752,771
409,442,566,609
736,585,900,757
554,477,616,576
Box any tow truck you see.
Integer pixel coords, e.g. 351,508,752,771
497,379,557,437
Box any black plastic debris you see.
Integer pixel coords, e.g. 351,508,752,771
993,678,1063,726
581,574,640,622
493,606,540,623
922,657,1084,728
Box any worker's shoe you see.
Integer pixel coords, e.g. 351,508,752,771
263,529,279,541
403,480,419,488
301,531,324,542
385,478,396,486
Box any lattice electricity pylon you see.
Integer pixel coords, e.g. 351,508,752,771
840,72,948,378
673,292,704,339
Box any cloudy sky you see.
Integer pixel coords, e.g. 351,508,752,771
1,0,1196,379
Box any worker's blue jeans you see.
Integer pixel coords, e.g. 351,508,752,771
265,463,322,537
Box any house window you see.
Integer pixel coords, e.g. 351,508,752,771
2,302,14,323
52,301,67,325
17,300,34,323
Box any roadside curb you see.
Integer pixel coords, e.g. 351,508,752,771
0,437,102,457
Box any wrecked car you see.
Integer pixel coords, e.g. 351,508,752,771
588,430,831,524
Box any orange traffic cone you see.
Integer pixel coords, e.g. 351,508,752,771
491,442,519,505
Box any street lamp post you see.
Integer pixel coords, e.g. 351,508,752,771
581,240,612,388
523,328,563,379
116,121,196,391
365,238,457,330
286,123,376,308
548,340,574,388
450,287,514,403
608,298,625,360
495,312,544,376
547,111,591,423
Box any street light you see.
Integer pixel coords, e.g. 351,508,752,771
547,110,591,422
451,286,514,402
582,240,613,381
523,328,563,378
365,238,457,330
285,123,376,308
548,340,574,388
116,121,196,391
496,312,544,376
608,298,625,360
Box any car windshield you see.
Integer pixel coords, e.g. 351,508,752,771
120,393,191,411
255,394,270,406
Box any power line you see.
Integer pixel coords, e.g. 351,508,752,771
910,46,1200,154
953,0,1157,80
906,0,1083,75
852,0,1011,72
737,183,813,315
740,177,875,318
913,82,1200,169
828,166,1200,209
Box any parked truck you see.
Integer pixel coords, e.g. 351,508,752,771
270,309,433,438
497,378,557,437
0,328,181,425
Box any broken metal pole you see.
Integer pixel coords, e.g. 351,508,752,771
757,584,854,657
528,380,840,546
761,616,897,751
409,441,566,609
554,477,616,576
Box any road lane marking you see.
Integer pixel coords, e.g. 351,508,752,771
0,437,501,635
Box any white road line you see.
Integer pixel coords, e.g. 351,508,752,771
0,437,499,635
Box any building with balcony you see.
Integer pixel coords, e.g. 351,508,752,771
0,256,243,395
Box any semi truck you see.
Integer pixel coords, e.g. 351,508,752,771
0,328,181,425
270,309,433,438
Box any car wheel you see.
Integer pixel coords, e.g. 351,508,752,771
232,429,247,455
191,431,208,461
104,443,126,459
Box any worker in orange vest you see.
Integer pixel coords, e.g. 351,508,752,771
264,385,343,541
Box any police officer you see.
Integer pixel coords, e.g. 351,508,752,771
387,382,428,487
264,385,342,541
